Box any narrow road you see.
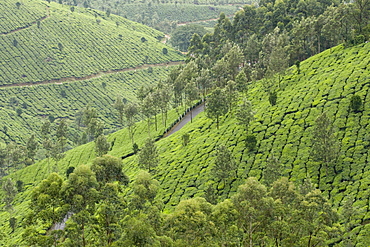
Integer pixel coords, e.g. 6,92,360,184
165,102,205,137
0,61,184,88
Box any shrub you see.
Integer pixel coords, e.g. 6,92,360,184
269,91,277,106
245,134,257,151
350,95,362,112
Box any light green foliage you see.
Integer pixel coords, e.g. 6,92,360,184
236,98,254,134
0,1,183,86
91,155,129,185
206,87,228,129
94,134,110,157
138,139,159,173
310,112,340,170
213,145,236,183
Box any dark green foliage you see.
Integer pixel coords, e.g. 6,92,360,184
2,178,17,212
16,108,22,116
170,24,207,52
295,60,301,74
141,37,147,42
70,6,75,12
269,91,277,106
12,39,18,47
133,143,139,154
162,47,168,55
16,180,23,192
9,217,16,233
182,133,190,146
350,94,362,112
15,2,21,9
245,134,257,151
66,166,75,178
58,43,63,52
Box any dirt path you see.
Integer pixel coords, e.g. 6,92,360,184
165,102,205,137
0,61,184,88
0,7,50,36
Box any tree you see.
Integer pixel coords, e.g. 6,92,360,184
2,178,17,212
170,24,207,52
263,153,282,186
26,134,38,164
245,134,257,151
224,80,238,113
113,96,125,127
94,134,110,157
236,98,255,135
141,94,156,137
162,47,168,55
56,119,68,153
310,112,340,171
124,102,138,144
16,2,21,9
58,43,63,52
91,155,129,185
138,139,159,173
27,173,66,227
213,145,236,184
206,88,229,129
350,94,363,112
235,70,248,94
231,177,273,246
184,81,199,122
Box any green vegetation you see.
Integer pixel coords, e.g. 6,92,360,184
0,0,183,86
46,0,242,33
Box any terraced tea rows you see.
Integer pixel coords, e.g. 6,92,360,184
0,66,177,144
0,0,48,34
0,0,183,86
118,43,370,239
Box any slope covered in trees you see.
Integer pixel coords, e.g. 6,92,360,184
0,0,183,86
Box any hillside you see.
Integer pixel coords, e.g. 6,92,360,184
0,0,183,86
46,0,245,33
1,42,369,245
122,42,370,241
0,0,185,146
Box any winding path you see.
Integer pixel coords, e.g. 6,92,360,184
0,7,50,36
0,61,184,88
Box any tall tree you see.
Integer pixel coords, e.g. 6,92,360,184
94,134,110,157
236,98,255,135
138,139,159,173
113,96,125,127
2,178,17,212
124,102,138,144
206,88,229,129
184,81,199,122
213,145,236,184
310,112,340,171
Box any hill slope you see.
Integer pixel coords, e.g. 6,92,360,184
1,43,369,244
0,0,183,86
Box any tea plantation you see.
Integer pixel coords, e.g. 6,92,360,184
120,42,369,242
1,41,369,244
0,0,183,85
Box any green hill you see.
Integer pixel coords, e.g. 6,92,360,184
1,42,369,245
0,0,183,86
0,0,184,146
